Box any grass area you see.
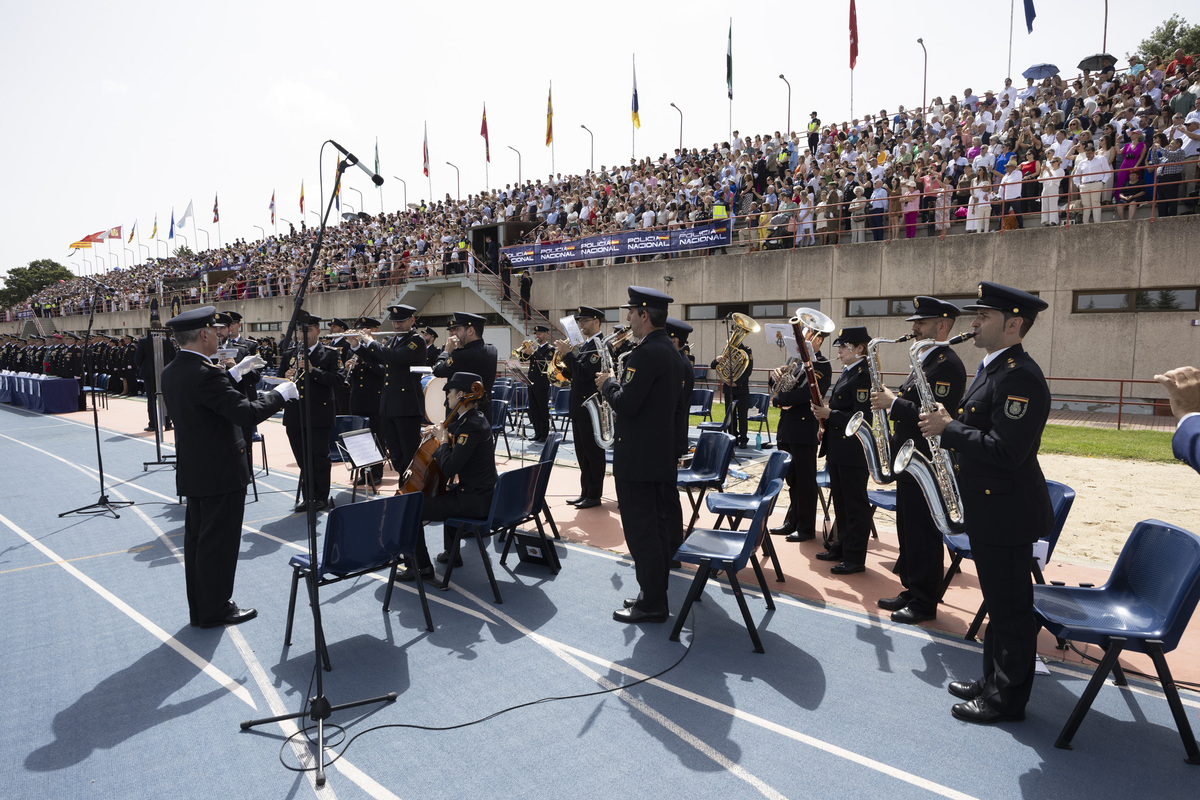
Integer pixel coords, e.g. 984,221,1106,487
694,403,1180,463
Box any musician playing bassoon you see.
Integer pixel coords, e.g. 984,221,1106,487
870,297,966,625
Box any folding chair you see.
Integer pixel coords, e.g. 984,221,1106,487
1033,519,1200,763
284,491,432,671
670,480,784,653
676,431,736,535
706,449,792,581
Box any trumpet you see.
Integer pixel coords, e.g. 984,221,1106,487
512,339,535,359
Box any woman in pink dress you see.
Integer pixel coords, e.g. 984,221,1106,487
1115,128,1147,190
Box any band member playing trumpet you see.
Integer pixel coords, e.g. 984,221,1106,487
396,372,498,581
328,317,353,415
918,281,1051,724
519,325,554,442
870,297,966,623
812,327,873,575
349,304,425,478
433,312,498,423
348,316,385,486
280,310,344,512
556,306,606,509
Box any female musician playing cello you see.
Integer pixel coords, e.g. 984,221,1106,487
395,371,497,582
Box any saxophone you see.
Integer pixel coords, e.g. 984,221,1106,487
582,334,619,450
892,332,976,536
846,333,915,484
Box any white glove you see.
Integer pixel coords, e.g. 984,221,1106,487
236,354,266,373
274,380,300,402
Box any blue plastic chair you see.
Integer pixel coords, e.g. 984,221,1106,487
441,463,549,603
491,399,511,459
696,398,734,434
689,388,714,422
745,392,773,445
677,431,736,535
550,389,572,438
508,383,529,436
499,458,563,569
705,449,792,581
284,491,431,671
532,432,562,539
1032,519,1200,763
669,479,784,653
943,479,1076,640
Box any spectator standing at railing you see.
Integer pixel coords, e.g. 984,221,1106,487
999,159,1024,228
1151,134,1187,216
1075,141,1110,223
1170,114,1200,210
1039,156,1066,225
869,179,888,241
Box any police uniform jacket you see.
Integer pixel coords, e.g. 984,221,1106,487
134,334,177,386
425,344,443,368
227,335,262,397
434,338,497,406
161,350,286,498
347,346,385,417
521,342,554,389
564,335,604,415
357,331,426,418
940,343,1053,545
676,346,695,458
1174,415,1200,475
823,359,872,467
280,343,343,428
771,355,832,446
887,345,966,479
434,406,497,495
601,328,683,483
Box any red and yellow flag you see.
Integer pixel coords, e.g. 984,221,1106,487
545,84,553,146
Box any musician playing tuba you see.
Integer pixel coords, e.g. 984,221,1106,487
869,297,966,625
710,312,759,448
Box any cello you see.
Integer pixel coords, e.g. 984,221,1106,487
398,379,486,498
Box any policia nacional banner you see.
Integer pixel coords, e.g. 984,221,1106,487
501,219,732,270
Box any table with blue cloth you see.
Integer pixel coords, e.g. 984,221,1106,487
0,371,80,414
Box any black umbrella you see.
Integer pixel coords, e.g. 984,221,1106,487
1078,53,1117,72
1023,63,1060,80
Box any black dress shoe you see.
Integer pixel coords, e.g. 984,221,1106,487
786,531,815,543
435,551,464,566
951,696,1024,724
396,565,436,582
293,501,309,513
622,597,640,609
310,500,328,511
891,605,936,624
164,423,173,431
814,549,843,561
574,497,602,509
877,594,911,611
198,604,258,628
830,561,865,575
613,606,669,623
564,496,584,506
144,425,155,432
769,525,795,537
948,680,982,701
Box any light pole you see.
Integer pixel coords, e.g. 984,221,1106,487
197,228,210,251
778,74,791,134
507,145,522,186
917,38,928,126
279,219,294,235
347,187,364,218
391,175,407,209
580,124,594,172
307,210,321,228
445,161,460,201
253,225,266,242
669,103,683,151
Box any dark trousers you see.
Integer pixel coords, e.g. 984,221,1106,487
616,479,675,612
572,408,605,500
381,414,422,475
894,477,944,612
184,490,247,624
968,538,1038,716
779,442,818,537
286,424,332,503
145,387,170,427
415,487,494,569
1158,175,1180,216
528,384,550,440
1001,197,1024,228
725,387,749,443
869,210,886,240
827,461,871,565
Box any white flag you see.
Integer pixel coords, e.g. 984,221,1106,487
177,200,194,228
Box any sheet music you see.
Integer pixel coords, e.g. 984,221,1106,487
560,316,584,346
216,348,239,360
340,429,385,468
762,323,798,355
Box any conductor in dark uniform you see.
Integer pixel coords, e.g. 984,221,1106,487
396,372,497,581
919,281,1052,724
812,326,874,575
160,306,297,628
433,312,498,423
666,317,695,554
518,324,554,442
555,306,606,509
349,305,425,478
280,310,344,512
134,324,176,431
598,287,684,623
871,297,966,624
768,332,832,542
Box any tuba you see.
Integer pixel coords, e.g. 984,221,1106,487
714,312,761,384
582,333,620,450
892,331,976,535
846,333,916,484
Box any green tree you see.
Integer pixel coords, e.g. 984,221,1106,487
0,259,74,308
1132,15,1200,61
172,245,194,259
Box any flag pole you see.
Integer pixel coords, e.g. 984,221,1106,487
1007,0,1014,80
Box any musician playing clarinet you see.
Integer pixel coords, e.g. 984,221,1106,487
349,304,425,478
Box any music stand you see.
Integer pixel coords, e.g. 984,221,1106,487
337,427,386,502
143,329,177,471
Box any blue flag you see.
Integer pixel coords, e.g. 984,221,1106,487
169,208,175,240
1024,0,1036,33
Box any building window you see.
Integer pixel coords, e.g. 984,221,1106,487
251,322,282,332
846,295,980,318
750,303,786,318
687,301,818,321
1073,288,1198,313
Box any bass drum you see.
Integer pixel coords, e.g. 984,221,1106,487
422,375,447,425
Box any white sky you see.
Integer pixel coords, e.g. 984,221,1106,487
1,0,1190,283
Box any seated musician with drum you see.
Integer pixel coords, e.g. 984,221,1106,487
396,372,498,581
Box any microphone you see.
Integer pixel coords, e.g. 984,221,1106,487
330,140,385,186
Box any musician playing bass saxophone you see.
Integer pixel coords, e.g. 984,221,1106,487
869,297,966,625
917,281,1051,725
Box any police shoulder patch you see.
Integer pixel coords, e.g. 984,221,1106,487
934,381,950,397
1004,395,1029,419
623,367,636,384
407,341,418,350
856,388,869,403
446,357,453,366
589,353,599,364
456,433,469,446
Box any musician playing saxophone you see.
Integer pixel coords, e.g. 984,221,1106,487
869,297,966,625
917,281,1051,725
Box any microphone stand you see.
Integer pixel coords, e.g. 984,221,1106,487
59,276,135,519
239,145,394,787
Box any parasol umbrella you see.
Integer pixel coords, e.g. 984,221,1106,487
1078,53,1117,72
1022,63,1060,80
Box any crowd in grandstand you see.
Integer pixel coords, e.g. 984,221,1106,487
7,48,1199,322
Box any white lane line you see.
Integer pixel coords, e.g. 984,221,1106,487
0,510,255,709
